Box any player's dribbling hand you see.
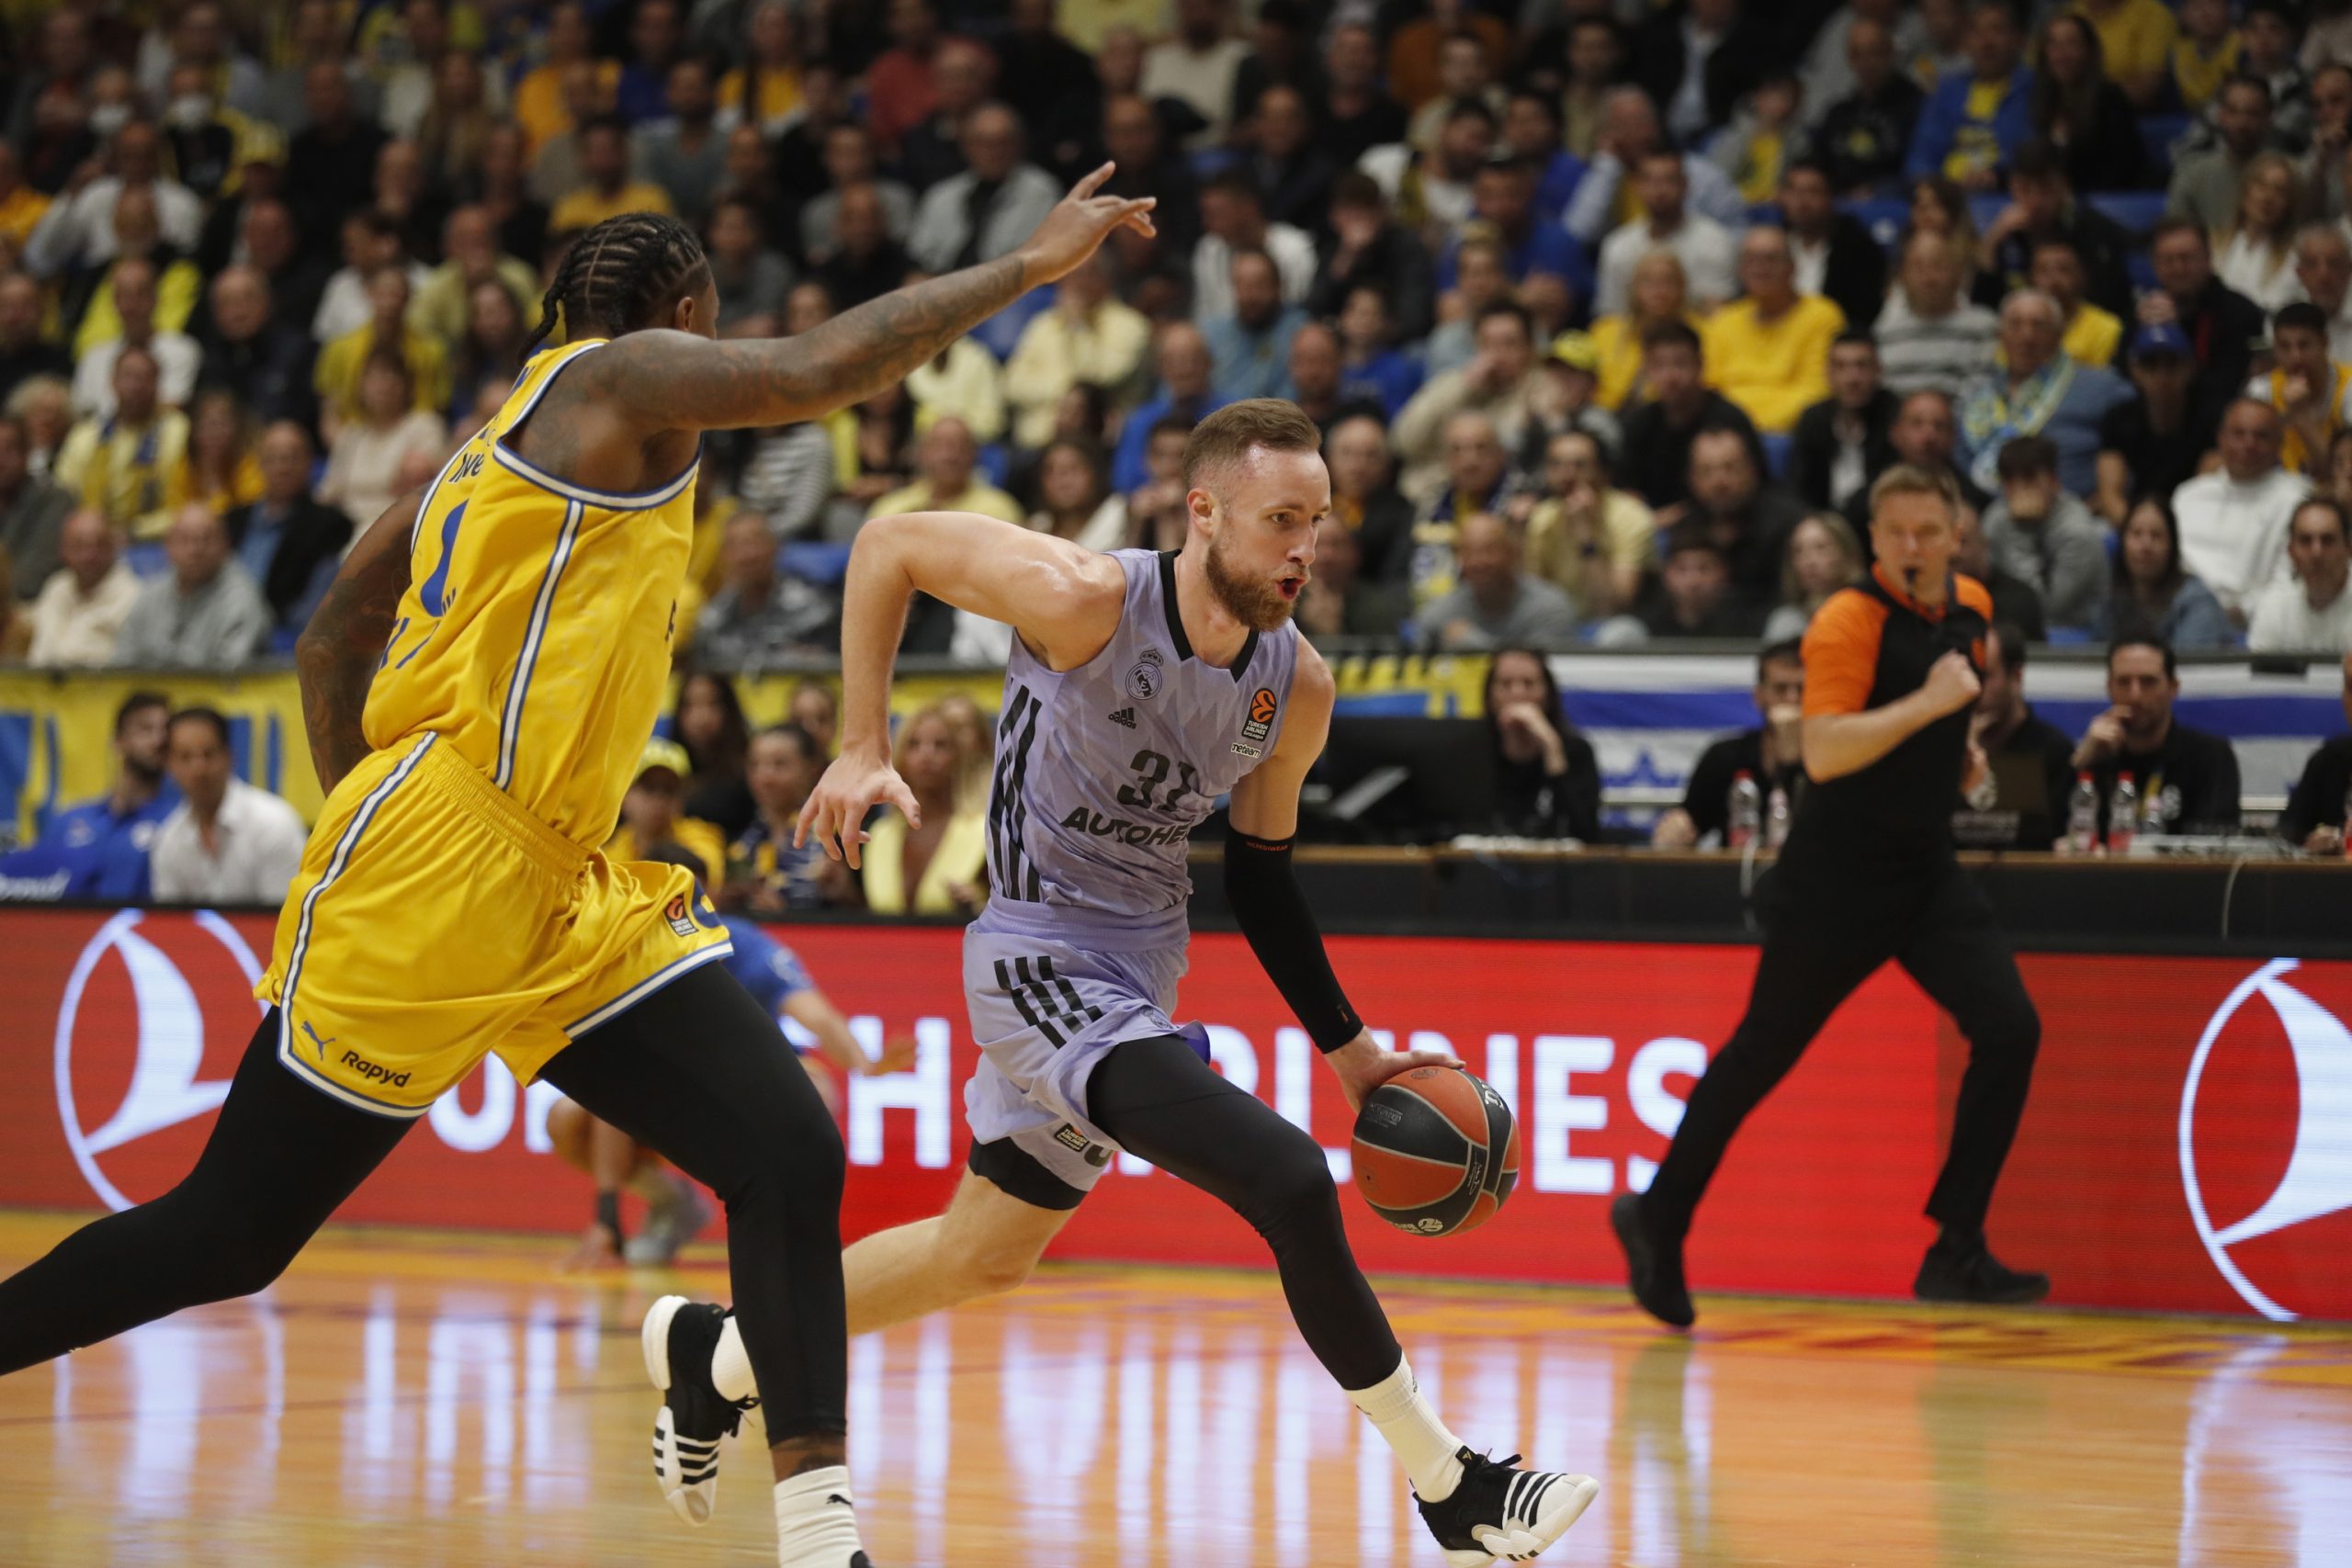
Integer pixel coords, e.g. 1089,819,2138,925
1921,649,1981,716
1017,164,1158,286
1326,1033,1466,1113
797,748,920,870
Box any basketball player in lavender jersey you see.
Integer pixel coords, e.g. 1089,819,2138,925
638,400,1598,1564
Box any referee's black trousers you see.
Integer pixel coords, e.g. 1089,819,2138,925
1642,868,2041,1243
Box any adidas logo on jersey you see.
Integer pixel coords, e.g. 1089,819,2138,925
1108,707,1137,728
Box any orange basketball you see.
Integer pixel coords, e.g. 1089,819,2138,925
1350,1066,1519,1235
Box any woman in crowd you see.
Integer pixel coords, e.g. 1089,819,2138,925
2030,14,2148,193
2097,496,2237,649
789,678,840,758
1028,438,1127,551
2215,152,2304,311
718,0,808,135
673,670,758,840
1910,175,1982,290
318,353,448,532
167,389,262,516
707,197,796,337
1763,512,1866,641
1589,250,1697,412
447,279,528,417
1482,648,1602,842
860,703,989,917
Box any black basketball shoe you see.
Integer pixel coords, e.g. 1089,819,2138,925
643,1294,754,1526
1610,1192,1695,1328
1417,1447,1600,1565
1914,1233,2051,1305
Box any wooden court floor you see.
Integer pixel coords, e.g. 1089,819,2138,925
3,1211,2348,1567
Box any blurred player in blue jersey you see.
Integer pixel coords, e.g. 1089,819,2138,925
548,844,910,1267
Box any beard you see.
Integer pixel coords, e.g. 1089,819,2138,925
1204,531,1297,633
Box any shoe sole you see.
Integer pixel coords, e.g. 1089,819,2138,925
1439,1472,1602,1566
642,1292,687,1392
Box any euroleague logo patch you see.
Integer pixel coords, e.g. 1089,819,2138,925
1234,686,1278,759
2180,958,2352,1322
665,894,699,938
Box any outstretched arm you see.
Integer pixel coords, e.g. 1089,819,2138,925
295,484,424,795
795,511,1129,865
583,167,1153,435
1225,646,1461,1109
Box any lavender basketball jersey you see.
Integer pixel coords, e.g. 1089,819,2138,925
984,549,1302,923
960,549,1302,1194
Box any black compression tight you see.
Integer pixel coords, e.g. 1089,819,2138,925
1088,1033,1403,1391
0,1008,413,1373
0,967,850,1442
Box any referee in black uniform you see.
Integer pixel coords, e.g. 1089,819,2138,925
1611,464,2048,1327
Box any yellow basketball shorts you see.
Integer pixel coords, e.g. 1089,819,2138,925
255,733,733,1118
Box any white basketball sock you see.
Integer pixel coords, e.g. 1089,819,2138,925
1348,1356,1465,1502
774,1467,865,1567
713,1313,758,1404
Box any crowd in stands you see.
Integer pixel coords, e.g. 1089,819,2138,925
3,0,2352,666
2,0,2352,893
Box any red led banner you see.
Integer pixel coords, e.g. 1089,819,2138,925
4,909,2345,1321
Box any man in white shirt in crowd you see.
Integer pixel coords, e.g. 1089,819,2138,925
2172,397,2311,625
147,705,309,905
1139,0,1250,146
2288,221,2352,365
67,256,200,417
1192,168,1316,322
27,509,141,667
2249,495,2352,653
1566,85,1747,254
1592,148,1739,317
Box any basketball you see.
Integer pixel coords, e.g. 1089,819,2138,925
1350,1066,1519,1236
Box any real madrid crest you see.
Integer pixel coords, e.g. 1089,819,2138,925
1126,648,1164,700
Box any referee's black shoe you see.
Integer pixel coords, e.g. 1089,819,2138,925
1611,1193,1695,1328
1914,1231,2051,1305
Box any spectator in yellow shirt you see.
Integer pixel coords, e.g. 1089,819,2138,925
1589,250,1703,412
312,265,451,432
2171,0,2241,116
2073,0,2177,109
718,0,806,134
2030,236,2121,367
55,347,190,541
70,187,202,360
0,141,51,252
1702,229,1847,435
548,118,676,234
508,2,615,154
865,417,1023,525
165,388,264,516
605,739,730,885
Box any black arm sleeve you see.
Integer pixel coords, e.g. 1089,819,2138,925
1223,829,1364,1054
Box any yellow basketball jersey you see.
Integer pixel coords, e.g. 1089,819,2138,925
364,339,698,847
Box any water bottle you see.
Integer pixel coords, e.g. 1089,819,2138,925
1764,783,1791,850
2108,774,2138,854
2067,772,2100,854
1727,771,1761,849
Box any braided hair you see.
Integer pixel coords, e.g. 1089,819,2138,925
526,210,711,355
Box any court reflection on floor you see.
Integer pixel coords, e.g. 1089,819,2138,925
4,1218,2349,1568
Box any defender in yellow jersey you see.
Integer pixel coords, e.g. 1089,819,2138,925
0,180,1158,1568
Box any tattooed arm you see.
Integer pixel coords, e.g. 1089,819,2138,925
579,165,1154,435
295,484,424,796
